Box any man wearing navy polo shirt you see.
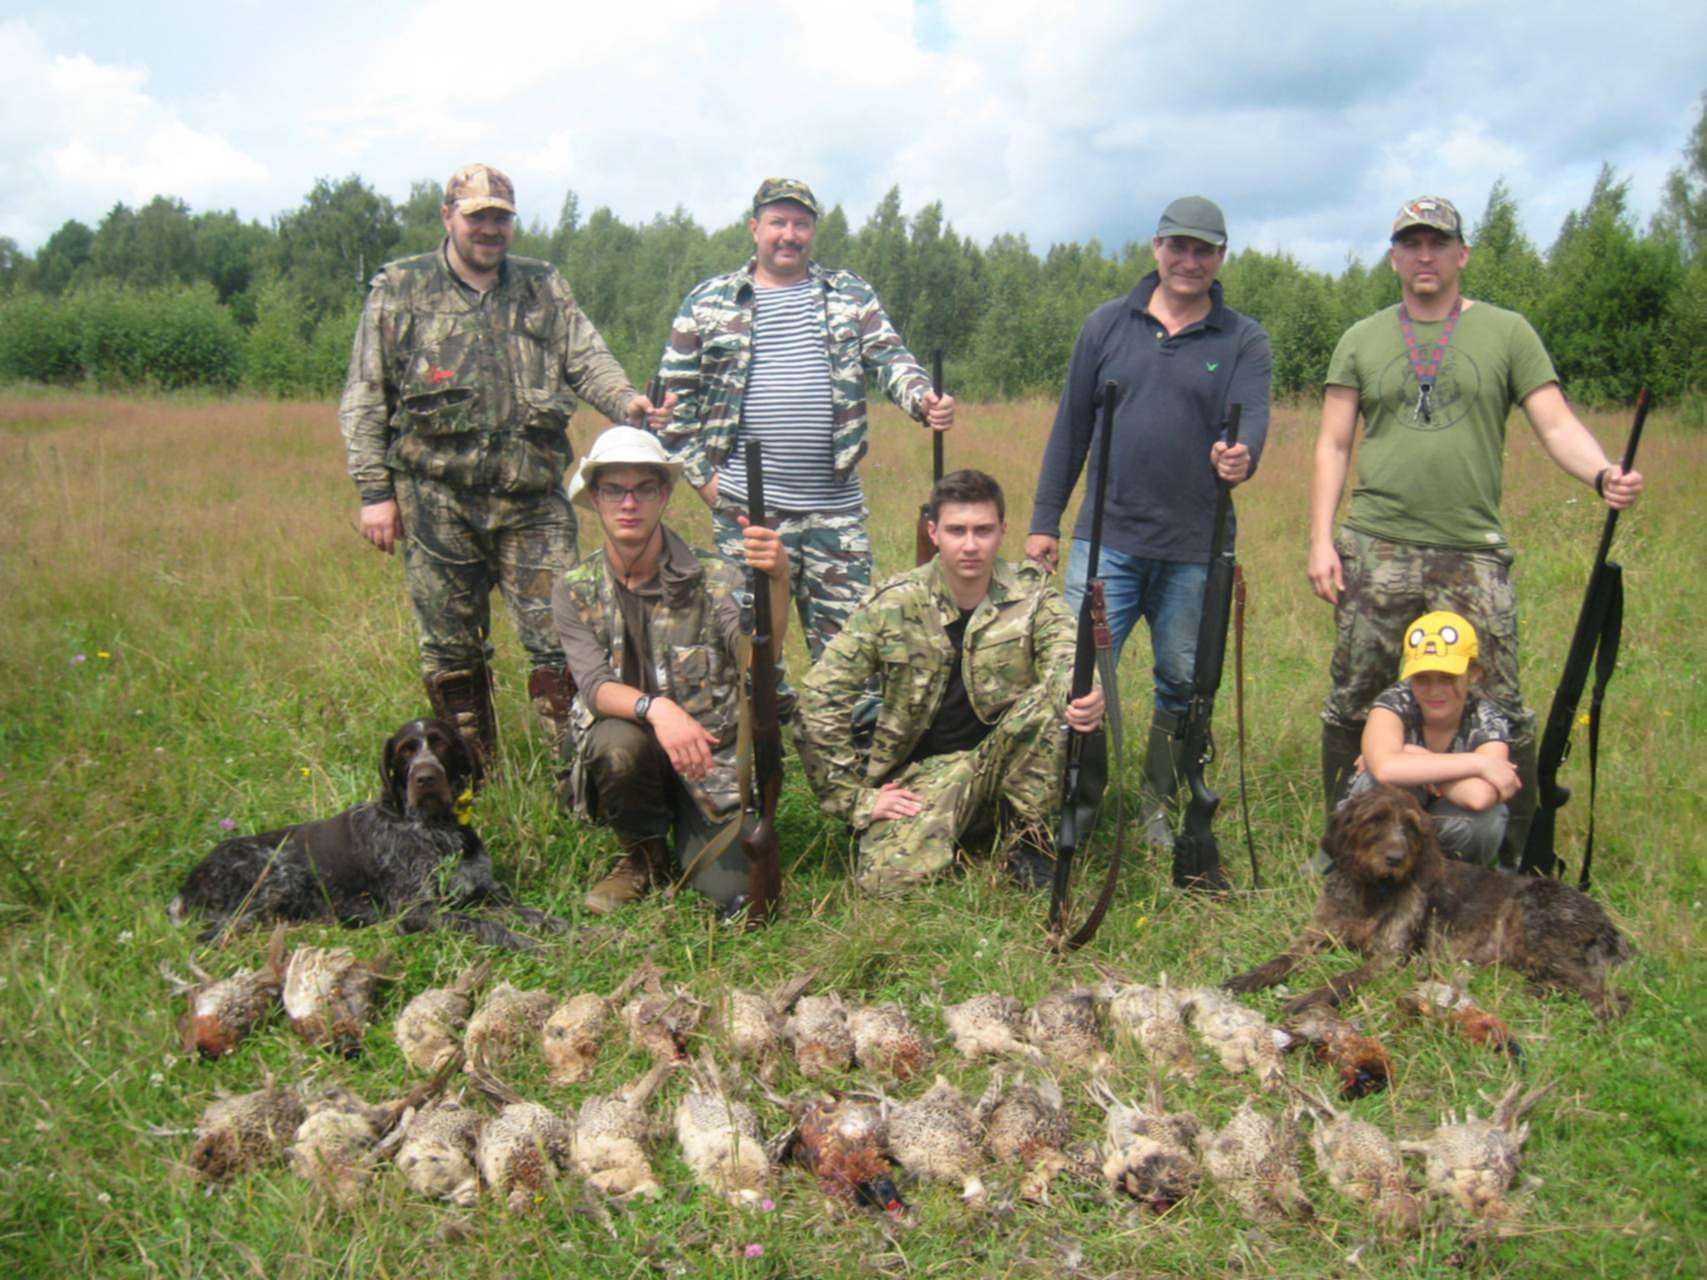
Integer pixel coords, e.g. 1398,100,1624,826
1027,196,1272,885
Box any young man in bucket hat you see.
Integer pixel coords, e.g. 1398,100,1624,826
550,426,789,915
1308,195,1644,860
338,163,667,775
655,177,955,660
1026,195,1272,885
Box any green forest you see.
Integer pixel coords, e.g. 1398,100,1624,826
2,93,1704,411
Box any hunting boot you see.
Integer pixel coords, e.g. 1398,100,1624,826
527,664,576,760
584,836,672,916
1313,721,1364,873
1500,736,1539,870
426,664,499,783
1139,708,1189,850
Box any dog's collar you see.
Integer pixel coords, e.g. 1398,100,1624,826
452,788,475,827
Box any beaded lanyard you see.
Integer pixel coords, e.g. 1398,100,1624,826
1397,297,1461,423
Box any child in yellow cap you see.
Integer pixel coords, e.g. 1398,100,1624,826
1347,610,1519,864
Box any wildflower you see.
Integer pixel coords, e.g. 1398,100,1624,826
72,653,86,665
743,1244,764,1259
97,1192,111,1206
97,651,111,660
219,818,237,831
1577,713,1591,727
148,1072,164,1086
299,767,311,779
760,1197,775,1211
117,930,133,944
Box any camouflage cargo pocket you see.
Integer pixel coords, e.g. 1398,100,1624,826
663,643,737,741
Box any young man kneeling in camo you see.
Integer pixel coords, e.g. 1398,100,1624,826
796,468,1104,894
552,427,789,916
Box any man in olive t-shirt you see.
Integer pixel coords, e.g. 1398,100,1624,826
1306,195,1644,859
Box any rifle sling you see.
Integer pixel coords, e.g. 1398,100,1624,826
1579,564,1623,890
1233,566,1259,889
1061,643,1126,950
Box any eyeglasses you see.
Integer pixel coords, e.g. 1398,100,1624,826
595,481,665,505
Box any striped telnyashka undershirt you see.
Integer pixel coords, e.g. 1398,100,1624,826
715,280,863,514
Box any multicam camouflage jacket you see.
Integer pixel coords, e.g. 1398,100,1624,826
554,527,746,824
656,258,931,489
796,557,1078,829
338,246,637,501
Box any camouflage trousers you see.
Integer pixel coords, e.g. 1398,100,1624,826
712,503,872,661
855,680,1067,896
1321,528,1535,744
575,718,748,909
394,473,578,676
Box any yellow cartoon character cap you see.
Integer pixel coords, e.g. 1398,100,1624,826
1400,610,1478,680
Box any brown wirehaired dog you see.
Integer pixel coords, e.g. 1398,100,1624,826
1225,785,1631,1018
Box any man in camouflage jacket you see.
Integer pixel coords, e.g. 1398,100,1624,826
551,426,790,916
796,470,1104,895
338,163,664,771
656,177,955,659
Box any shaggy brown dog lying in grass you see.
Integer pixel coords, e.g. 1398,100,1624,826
1226,785,1631,1019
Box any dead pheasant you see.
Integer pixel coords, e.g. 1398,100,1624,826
1300,1089,1420,1236
785,993,855,1078
1026,987,1109,1073
282,946,390,1057
978,1072,1074,1203
394,959,490,1074
848,1002,930,1081
392,1096,483,1206
463,982,556,1072
287,1075,445,1206
188,1079,305,1184
673,1053,771,1206
1400,1082,1554,1225
622,970,705,1065
1096,974,1198,1080
468,1056,575,1213
1282,1005,1393,1099
1198,1102,1314,1223
1177,986,1286,1092
1092,1078,1202,1213
572,1061,673,1200
717,970,816,1082
886,1075,986,1203
782,1093,904,1214
543,961,660,1086
942,994,1044,1064
165,927,285,1059
1397,980,1522,1061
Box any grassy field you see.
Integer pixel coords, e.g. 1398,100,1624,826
1,390,1702,1278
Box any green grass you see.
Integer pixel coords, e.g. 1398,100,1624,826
1,392,1702,1278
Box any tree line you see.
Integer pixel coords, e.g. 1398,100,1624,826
2,92,1703,411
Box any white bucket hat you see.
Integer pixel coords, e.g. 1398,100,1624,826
567,425,683,510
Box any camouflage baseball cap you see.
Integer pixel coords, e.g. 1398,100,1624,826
444,164,517,215
1391,195,1462,241
1155,196,1227,247
1399,610,1479,680
751,177,820,218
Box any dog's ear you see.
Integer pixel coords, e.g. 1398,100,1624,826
381,727,409,813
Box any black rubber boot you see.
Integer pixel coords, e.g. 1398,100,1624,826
1501,736,1539,870
1321,721,1364,818
1140,708,1189,850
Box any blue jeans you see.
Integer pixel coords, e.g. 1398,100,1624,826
1063,542,1208,714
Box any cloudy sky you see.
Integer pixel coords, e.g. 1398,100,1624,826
2,1,1702,271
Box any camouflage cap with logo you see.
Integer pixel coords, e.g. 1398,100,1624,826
1391,195,1462,241
444,164,517,215
751,177,821,219
1399,610,1479,680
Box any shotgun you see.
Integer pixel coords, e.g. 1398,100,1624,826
740,440,785,924
913,349,945,566
1048,380,1123,951
1171,404,1245,892
1519,389,1650,889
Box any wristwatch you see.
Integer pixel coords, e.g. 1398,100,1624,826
633,694,653,723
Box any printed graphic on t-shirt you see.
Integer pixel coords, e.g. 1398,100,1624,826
1376,348,1483,433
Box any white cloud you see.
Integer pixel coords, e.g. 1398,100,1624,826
0,19,266,244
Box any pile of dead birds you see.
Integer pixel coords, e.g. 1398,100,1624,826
165,937,1554,1238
